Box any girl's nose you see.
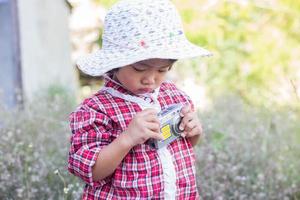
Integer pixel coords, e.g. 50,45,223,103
142,73,155,85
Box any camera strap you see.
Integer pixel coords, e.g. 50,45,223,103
101,86,161,111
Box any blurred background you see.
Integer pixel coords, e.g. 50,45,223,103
0,0,299,199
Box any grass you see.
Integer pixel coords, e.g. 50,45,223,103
0,87,299,199
196,95,300,199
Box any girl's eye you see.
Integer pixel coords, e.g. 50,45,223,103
158,69,168,73
132,66,146,72
158,67,171,73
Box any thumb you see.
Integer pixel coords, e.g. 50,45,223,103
151,131,164,141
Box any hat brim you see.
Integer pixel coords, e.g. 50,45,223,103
77,38,212,76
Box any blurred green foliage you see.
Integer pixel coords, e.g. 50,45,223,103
1,1,299,199
93,0,117,8
94,0,300,108
183,0,300,107
0,86,82,200
1,91,299,199
197,95,300,199
87,1,300,197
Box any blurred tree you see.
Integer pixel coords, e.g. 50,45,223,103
174,0,300,108
80,0,300,108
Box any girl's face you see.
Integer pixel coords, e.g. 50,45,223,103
114,59,175,95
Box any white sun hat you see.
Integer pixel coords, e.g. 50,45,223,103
77,0,212,76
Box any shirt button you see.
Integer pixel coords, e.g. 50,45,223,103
145,97,152,103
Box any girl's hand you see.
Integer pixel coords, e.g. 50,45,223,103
124,108,164,147
179,105,203,139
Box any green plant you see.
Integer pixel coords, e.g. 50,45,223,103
196,95,300,199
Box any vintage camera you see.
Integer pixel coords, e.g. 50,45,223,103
148,104,184,149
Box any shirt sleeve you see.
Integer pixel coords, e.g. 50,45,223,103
67,105,113,188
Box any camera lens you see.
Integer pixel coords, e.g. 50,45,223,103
171,115,183,135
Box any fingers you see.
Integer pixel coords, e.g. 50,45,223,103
145,121,160,133
179,112,194,130
140,109,159,121
180,104,191,117
181,124,203,138
140,122,163,141
183,119,198,132
135,108,160,123
179,110,203,138
148,130,164,140
145,114,160,124
140,108,158,116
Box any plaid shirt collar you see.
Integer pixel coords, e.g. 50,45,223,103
103,73,130,95
103,73,159,102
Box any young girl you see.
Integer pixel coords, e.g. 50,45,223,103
68,0,211,199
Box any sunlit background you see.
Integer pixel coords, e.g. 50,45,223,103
0,0,299,199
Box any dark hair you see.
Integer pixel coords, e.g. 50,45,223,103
106,68,119,74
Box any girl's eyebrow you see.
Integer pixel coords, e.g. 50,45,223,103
138,62,173,68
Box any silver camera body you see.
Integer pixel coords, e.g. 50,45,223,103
148,104,184,149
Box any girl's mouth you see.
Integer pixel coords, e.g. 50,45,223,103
138,88,154,93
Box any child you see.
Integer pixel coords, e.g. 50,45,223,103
68,0,212,199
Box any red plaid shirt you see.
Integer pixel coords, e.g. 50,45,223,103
68,77,199,199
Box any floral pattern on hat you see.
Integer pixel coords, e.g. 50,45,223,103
77,0,212,76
